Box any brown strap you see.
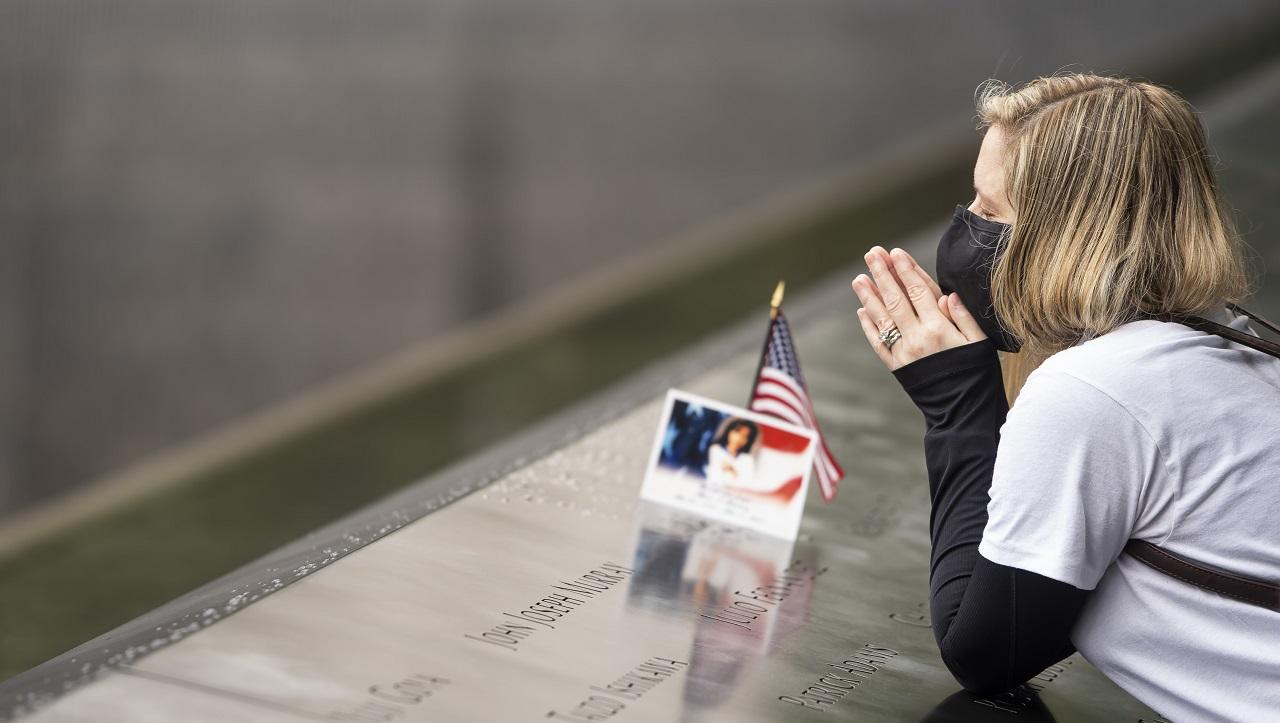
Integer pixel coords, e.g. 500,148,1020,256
1144,302,1280,359
1227,301,1280,336
1124,540,1280,612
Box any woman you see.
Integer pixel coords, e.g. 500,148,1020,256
703,418,758,489
850,73,1279,722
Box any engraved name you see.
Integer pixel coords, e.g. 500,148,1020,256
888,600,930,628
700,559,826,631
545,656,689,722
971,661,1071,713
777,644,899,711
325,673,448,722
465,562,633,652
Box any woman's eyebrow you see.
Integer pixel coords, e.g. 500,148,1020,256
973,184,1005,211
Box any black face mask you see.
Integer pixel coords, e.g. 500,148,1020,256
935,203,1022,352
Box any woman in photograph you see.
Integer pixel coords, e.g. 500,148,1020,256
703,418,759,489
850,73,1279,721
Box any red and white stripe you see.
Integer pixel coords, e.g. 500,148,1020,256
749,367,844,501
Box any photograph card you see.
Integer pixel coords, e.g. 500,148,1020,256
640,388,817,539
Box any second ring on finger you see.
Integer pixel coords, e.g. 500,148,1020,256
879,325,902,348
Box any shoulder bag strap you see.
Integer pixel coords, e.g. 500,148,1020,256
1144,302,1280,359
1227,300,1280,336
1123,302,1280,612
1124,540,1280,612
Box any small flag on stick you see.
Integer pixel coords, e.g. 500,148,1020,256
747,281,845,501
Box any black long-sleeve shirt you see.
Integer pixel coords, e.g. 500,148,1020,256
891,338,1090,695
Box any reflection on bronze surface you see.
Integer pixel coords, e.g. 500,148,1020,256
918,685,1057,723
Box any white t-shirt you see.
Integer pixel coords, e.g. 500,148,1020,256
979,304,1280,722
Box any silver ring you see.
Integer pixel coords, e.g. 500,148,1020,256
878,325,902,349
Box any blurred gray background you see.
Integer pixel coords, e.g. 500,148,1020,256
1,0,1275,515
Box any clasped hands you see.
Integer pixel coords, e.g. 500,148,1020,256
851,246,987,372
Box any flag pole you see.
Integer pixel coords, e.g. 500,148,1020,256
748,281,785,404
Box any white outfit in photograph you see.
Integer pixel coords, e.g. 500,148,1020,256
704,444,755,489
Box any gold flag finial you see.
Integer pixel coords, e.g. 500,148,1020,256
770,280,785,318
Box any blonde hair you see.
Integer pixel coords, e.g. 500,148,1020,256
973,72,1256,404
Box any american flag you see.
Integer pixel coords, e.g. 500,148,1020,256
748,311,845,501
